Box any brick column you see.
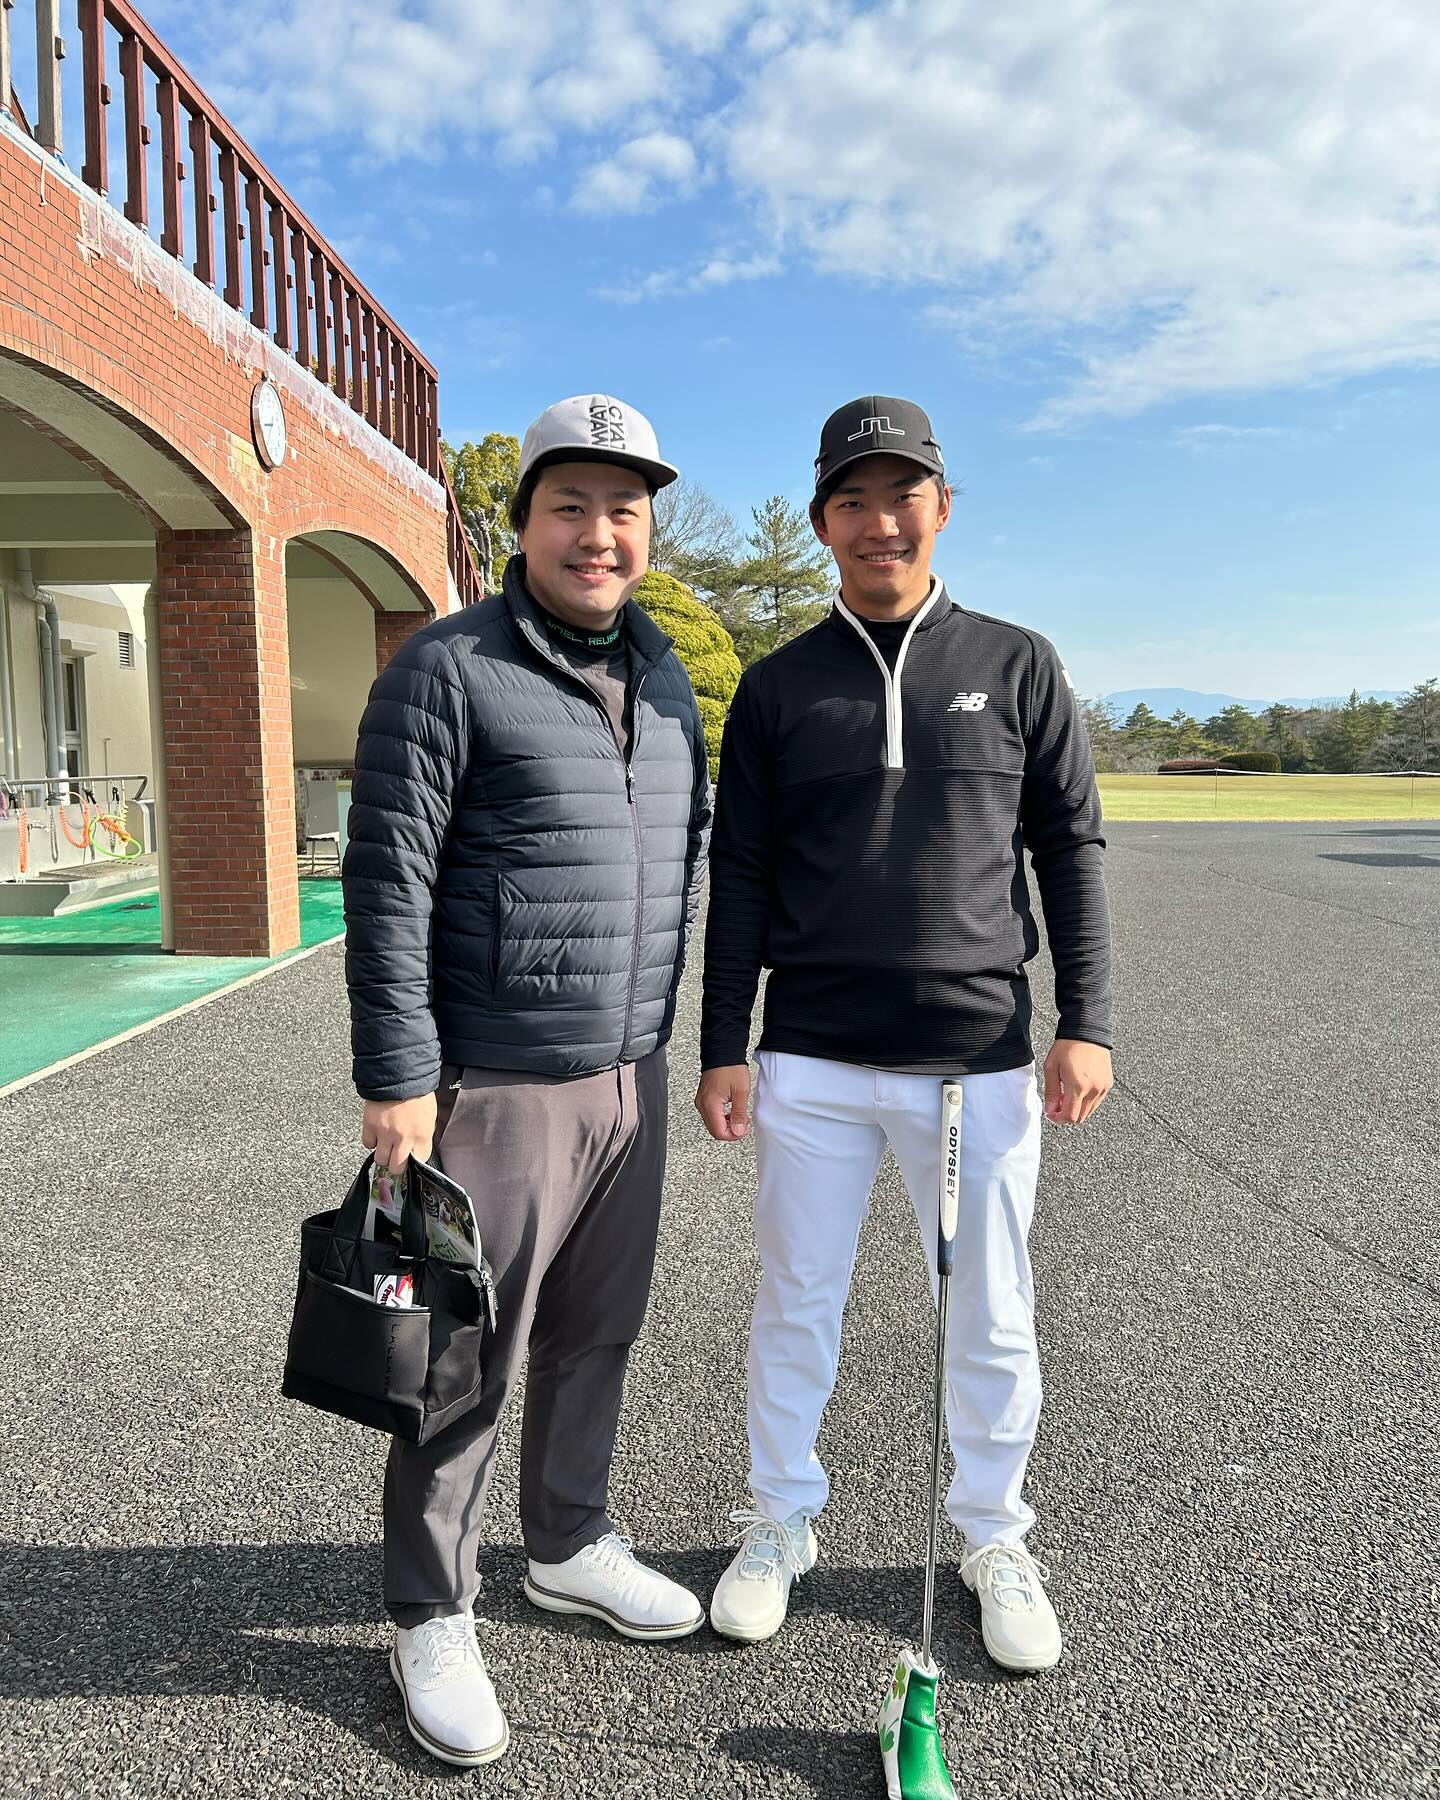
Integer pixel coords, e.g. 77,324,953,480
375,607,430,673
152,528,301,957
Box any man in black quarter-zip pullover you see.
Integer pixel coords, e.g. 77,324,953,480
343,395,712,1769
696,396,1112,1674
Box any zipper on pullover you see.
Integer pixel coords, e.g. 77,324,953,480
833,580,945,769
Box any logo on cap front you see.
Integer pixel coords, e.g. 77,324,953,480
848,415,905,443
589,397,628,450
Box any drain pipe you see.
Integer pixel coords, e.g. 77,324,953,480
143,582,174,949
17,550,65,802
0,572,17,784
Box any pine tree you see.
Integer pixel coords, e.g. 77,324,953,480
712,496,833,663
1375,677,1440,770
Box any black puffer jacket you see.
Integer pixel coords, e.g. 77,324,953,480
343,560,711,1099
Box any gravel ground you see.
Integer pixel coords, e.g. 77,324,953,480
4,818,1437,1799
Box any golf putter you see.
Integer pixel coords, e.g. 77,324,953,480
877,1081,962,1800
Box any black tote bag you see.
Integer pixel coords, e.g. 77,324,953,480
282,1157,497,1445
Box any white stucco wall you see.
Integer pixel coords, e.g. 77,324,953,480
287,577,380,765
2,581,152,787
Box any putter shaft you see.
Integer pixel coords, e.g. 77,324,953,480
920,1265,950,1667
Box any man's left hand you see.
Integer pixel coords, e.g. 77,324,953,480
1042,1039,1113,1124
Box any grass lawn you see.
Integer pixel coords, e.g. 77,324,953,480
1097,773,1440,821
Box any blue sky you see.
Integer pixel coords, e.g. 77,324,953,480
128,4,1440,698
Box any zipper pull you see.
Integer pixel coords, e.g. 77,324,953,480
625,764,635,804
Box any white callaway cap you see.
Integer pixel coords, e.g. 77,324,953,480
517,394,680,490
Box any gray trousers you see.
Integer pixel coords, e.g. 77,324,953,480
383,1048,668,1627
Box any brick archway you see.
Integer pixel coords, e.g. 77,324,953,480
2,100,463,955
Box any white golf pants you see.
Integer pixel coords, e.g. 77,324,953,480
748,1050,1044,1547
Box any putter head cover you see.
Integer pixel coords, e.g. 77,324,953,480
877,1648,957,1800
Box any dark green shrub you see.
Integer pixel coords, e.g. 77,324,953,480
1219,750,1282,773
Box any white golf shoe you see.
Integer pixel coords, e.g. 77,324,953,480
709,1508,818,1642
390,1611,509,1767
959,1540,1062,1672
524,1532,704,1640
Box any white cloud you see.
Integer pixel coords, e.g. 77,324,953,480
1172,424,1305,451
196,0,1440,423
572,132,699,214
717,0,1440,425
597,251,779,304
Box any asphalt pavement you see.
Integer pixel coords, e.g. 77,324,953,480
4,818,1437,1799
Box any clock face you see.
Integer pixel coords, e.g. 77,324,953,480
251,380,288,470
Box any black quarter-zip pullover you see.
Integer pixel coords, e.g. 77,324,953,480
699,582,1111,1074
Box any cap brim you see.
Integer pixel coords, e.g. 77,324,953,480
525,445,680,490
816,446,944,490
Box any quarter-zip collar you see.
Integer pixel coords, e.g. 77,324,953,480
503,554,673,678
832,577,950,769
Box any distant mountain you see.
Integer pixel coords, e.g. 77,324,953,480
1100,686,1406,718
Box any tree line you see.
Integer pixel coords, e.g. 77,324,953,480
442,438,1437,774
1081,686,1439,775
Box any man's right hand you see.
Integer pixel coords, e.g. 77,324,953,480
695,1065,751,1142
362,1092,437,1170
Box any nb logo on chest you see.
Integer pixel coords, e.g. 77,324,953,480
947,692,989,713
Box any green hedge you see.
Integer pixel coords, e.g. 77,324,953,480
1218,750,1282,773
633,571,740,779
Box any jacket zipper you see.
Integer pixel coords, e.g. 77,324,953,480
618,667,649,1061
513,612,661,1068
834,581,944,769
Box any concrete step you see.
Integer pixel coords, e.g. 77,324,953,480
0,858,160,917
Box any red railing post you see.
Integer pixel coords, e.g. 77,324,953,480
347,288,364,415
35,0,64,157
0,1,13,125
119,31,148,226
402,354,417,461
219,141,242,307
363,309,379,428
246,174,269,331
329,268,347,397
79,0,108,193
390,333,405,447
157,71,183,258
292,226,313,367
311,250,331,384
270,202,291,350
188,111,215,285
376,321,393,439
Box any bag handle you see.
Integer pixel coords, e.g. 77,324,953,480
319,1156,428,1285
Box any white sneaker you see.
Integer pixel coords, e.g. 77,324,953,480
709,1508,818,1643
959,1540,1062,1672
390,1611,509,1767
524,1532,703,1640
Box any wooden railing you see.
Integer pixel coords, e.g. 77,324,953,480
3,0,487,605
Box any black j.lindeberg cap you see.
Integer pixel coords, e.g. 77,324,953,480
814,395,945,493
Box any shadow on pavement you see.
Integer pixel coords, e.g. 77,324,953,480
0,1542,440,1768
0,943,169,957
720,1726,884,1798
1306,827,1440,839
1317,852,1439,868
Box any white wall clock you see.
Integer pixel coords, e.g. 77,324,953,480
251,378,288,471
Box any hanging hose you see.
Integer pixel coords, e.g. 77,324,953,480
89,808,142,861
59,795,93,849
17,798,29,877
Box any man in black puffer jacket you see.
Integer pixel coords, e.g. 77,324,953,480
342,394,711,1770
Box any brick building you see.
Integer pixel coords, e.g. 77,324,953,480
1,0,482,952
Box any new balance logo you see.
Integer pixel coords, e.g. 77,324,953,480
848,415,904,443
948,691,989,712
